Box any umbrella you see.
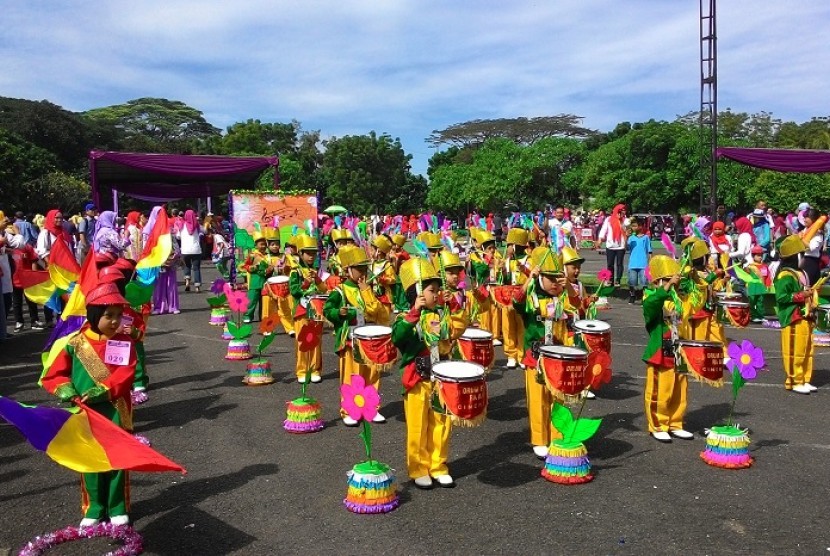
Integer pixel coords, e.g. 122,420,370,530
324,205,348,214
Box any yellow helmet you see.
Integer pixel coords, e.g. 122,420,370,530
417,231,442,249
252,231,266,244
779,235,806,259
263,227,280,242
372,234,393,253
561,246,585,266
436,249,463,270
337,245,370,268
478,231,496,247
294,234,318,251
391,234,407,248
469,227,482,244
530,246,563,275
649,255,680,281
399,257,439,292
331,229,353,242
506,228,529,247
685,239,709,261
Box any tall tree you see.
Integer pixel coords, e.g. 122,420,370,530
84,98,220,153
427,115,595,148
318,132,411,214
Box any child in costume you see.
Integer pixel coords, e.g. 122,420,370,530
512,246,569,458
500,228,530,368
746,245,771,323
563,246,591,320
468,231,502,345
260,230,295,336
324,245,391,426
641,255,693,442
289,234,327,382
241,234,269,323
391,257,455,489
40,283,137,527
774,235,816,394
626,218,652,304
328,229,356,290
389,233,410,312
678,238,725,346
437,250,471,357
368,234,398,317
211,228,231,279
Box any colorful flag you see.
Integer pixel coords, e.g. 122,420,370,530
63,250,99,318
0,396,185,474
19,268,55,305
48,237,81,290
136,208,172,286
734,265,762,285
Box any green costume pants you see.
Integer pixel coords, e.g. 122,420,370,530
82,470,129,519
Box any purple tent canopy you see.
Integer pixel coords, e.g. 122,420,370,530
89,150,279,208
716,147,830,173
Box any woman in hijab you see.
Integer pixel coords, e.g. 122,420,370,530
35,209,71,262
708,221,732,269
146,207,181,314
124,211,144,260
595,203,628,285
177,209,202,292
729,216,756,266
93,211,129,258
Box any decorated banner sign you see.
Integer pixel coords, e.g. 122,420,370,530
230,190,318,247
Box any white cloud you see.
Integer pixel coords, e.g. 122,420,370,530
0,0,828,175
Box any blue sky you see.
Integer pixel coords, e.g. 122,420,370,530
1,1,828,177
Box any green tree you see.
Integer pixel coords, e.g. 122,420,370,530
318,132,411,215
427,115,594,148
84,97,220,153
0,129,59,211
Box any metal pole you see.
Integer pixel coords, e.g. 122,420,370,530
112,188,118,214
709,0,718,217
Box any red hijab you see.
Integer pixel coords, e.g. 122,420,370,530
609,204,626,244
44,209,71,243
734,217,756,243
710,221,731,250
126,211,141,229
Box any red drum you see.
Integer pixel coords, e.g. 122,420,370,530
717,300,750,328
431,361,488,427
265,276,290,299
457,328,494,369
715,291,743,303
491,285,519,308
677,339,724,386
573,319,611,354
538,345,589,398
352,325,397,366
308,294,328,321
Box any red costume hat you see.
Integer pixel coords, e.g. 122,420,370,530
86,283,128,306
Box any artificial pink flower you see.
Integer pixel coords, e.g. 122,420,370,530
340,375,380,422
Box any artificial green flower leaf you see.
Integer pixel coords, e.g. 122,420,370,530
238,324,253,338
227,321,240,335
258,333,276,353
570,416,603,443
732,367,746,399
551,402,574,437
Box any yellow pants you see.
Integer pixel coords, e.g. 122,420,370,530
781,319,813,388
294,317,322,378
261,295,295,335
479,301,502,340
525,368,563,447
501,307,524,361
403,381,451,479
339,347,381,418
644,364,688,432
684,316,726,349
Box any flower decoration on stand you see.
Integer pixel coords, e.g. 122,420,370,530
224,291,253,360
243,330,276,386
297,321,323,352
259,315,279,336
341,375,399,514
701,340,766,470
284,367,325,434
210,277,227,295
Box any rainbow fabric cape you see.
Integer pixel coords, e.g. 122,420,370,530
48,236,81,290
19,268,55,305
63,250,99,318
0,396,185,474
136,209,172,286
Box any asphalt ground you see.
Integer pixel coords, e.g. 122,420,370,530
1,248,829,555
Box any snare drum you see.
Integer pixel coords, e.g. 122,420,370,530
715,291,743,303
676,339,724,385
573,319,611,355
431,361,488,427
308,294,328,320
815,304,830,333
352,325,397,366
265,275,290,298
457,328,494,369
538,345,589,398
491,285,519,308
717,300,750,328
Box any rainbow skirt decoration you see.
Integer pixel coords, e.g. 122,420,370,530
344,461,399,514
209,307,230,326
225,339,252,360
283,398,325,433
541,440,594,485
700,426,753,469
221,323,233,340
243,358,274,385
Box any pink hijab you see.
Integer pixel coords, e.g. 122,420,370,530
184,210,198,235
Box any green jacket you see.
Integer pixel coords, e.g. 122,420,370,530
774,267,807,328
642,286,672,365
